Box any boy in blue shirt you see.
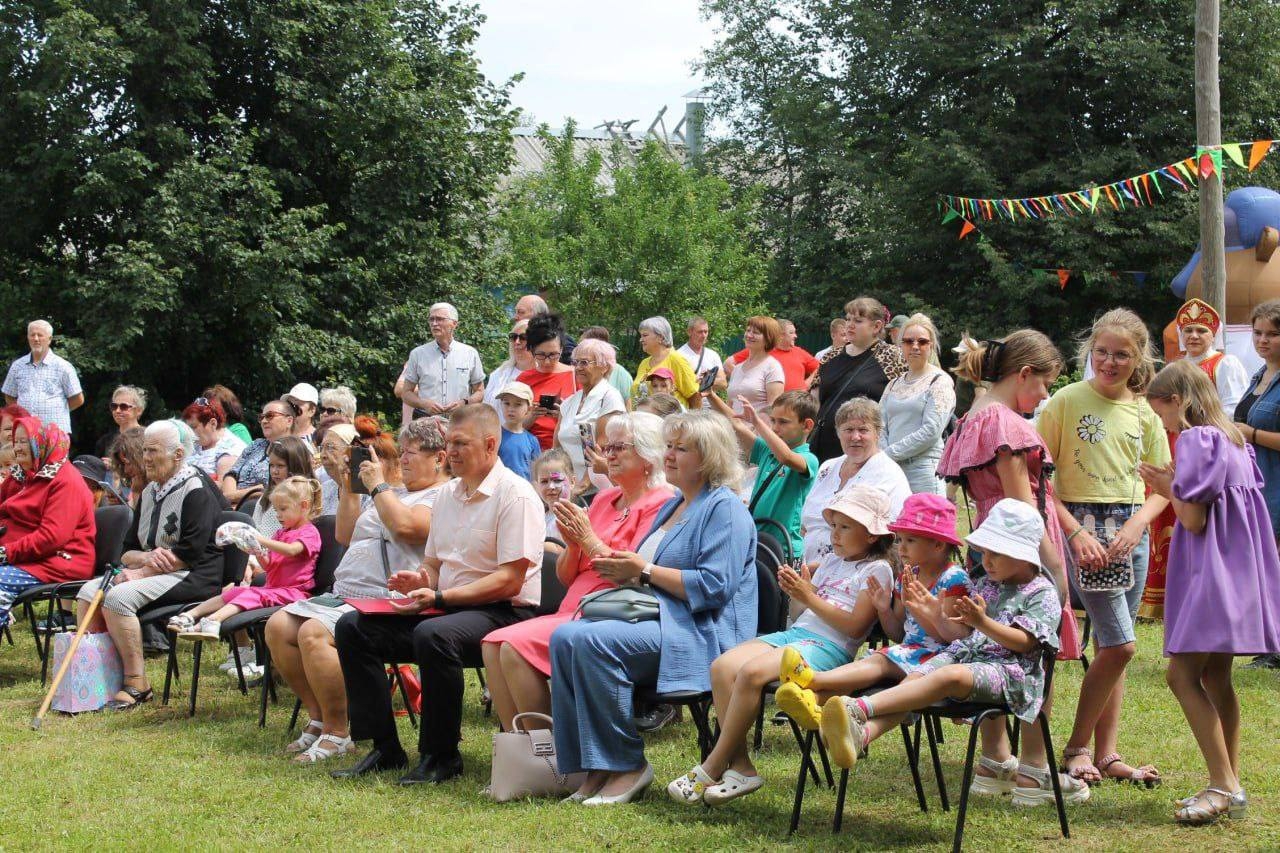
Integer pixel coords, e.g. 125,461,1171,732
495,381,542,480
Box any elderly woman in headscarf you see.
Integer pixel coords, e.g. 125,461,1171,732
0,416,96,629
76,420,223,710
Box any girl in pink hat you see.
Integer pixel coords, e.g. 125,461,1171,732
775,492,972,727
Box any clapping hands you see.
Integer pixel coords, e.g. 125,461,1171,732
947,594,989,628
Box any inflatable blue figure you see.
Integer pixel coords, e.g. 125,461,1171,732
1173,186,1280,323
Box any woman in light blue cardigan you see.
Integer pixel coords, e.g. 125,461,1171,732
550,410,758,805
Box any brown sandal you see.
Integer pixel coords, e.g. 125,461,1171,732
1061,746,1101,785
1097,752,1161,788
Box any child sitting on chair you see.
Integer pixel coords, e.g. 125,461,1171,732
169,476,321,639
817,498,1062,782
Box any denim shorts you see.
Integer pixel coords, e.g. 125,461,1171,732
758,627,852,672
1065,502,1149,648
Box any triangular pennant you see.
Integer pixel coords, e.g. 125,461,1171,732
1089,188,1100,211
1199,153,1215,179
1057,269,1070,289
942,208,961,225
1148,171,1164,197
958,220,976,240
1140,173,1153,204
1104,184,1120,209
1250,140,1273,171
1223,143,1246,169
1161,166,1186,190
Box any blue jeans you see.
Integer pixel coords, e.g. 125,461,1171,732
549,618,661,774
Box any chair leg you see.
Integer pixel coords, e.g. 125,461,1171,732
932,714,945,744
1006,715,1020,755
231,640,248,695
690,700,715,761
1038,711,1071,839
833,769,849,833
391,667,417,729
787,718,822,787
163,638,178,705
789,730,815,835
952,710,997,853
257,630,272,729
813,733,836,788
288,697,302,733
474,666,491,716
188,640,203,717
924,715,949,812
902,718,928,813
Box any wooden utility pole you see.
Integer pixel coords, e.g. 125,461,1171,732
1195,0,1227,319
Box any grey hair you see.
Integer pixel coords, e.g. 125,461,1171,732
606,412,668,489
429,302,459,322
399,415,448,452
834,397,883,435
662,409,744,490
145,419,195,459
113,384,149,413
28,319,52,336
639,316,674,347
519,294,549,315
320,386,358,417
573,337,617,371
685,316,709,330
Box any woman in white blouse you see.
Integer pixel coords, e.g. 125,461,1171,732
555,338,626,479
879,313,956,494
482,319,534,413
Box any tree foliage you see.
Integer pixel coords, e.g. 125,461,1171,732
0,0,517,438
698,0,1280,352
491,124,770,361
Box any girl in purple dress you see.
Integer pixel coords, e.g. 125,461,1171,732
1141,360,1280,825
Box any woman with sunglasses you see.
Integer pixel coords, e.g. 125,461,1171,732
222,398,297,505
878,314,955,495
482,319,534,414
94,385,148,459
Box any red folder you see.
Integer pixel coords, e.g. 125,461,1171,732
344,598,445,617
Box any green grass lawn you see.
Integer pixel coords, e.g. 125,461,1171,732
0,621,1277,852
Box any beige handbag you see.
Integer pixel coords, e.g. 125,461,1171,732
487,712,586,802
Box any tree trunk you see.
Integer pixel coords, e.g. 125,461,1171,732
1195,0,1227,319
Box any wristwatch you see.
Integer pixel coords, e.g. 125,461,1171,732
370,482,391,499
639,563,654,586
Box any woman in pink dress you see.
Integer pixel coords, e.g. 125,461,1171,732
482,412,673,731
937,330,1088,806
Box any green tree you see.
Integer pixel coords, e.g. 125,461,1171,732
492,124,769,361
698,0,1280,350
0,0,516,439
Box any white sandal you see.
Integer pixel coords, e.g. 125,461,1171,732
1011,763,1091,807
284,720,323,754
294,733,353,764
969,755,1020,796
167,612,196,632
666,764,716,804
702,769,764,806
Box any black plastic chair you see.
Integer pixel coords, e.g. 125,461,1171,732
17,503,133,684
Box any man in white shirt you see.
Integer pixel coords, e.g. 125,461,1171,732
3,319,83,435
333,404,543,784
397,302,485,417
677,316,725,407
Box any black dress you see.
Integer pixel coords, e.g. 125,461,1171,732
810,341,907,462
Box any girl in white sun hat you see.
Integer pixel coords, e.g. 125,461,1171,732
817,499,1073,807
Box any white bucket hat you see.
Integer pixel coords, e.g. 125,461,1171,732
823,485,892,536
965,498,1043,566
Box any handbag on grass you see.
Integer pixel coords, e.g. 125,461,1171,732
487,712,586,802
575,586,659,623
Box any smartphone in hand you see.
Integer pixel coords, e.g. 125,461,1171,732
539,394,558,411
349,446,372,495
698,365,720,393
579,422,596,453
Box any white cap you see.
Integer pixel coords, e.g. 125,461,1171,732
965,498,1043,566
286,383,319,405
496,381,534,405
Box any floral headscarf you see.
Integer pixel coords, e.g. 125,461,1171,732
8,416,70,482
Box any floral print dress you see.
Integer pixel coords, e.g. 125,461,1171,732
918,570,1061,722
877,564,971,674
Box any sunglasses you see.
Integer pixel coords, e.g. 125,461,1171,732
899,337,932,347
259,411,288,422
192,396,211,406
319,406,341,415
109,403,135,412
509,333,526,342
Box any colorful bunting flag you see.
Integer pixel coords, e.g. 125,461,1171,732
1250,140,1273,172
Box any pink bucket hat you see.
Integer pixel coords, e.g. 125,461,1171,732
888,493,963,546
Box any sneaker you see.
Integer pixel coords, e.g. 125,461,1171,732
178,617,222,640
779,646,814,688
219,646,256,672
634,703,678,733
821,697,866,771
237,663,266,686
775,682,822,731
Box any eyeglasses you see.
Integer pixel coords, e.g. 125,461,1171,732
602,442,635,456
428,315,453,324
1091,347,1134,365
571,359,598,368
192,396,210,406
319,406,341,415
509,333,526,342
532,351,561,362
109,402,135,412
259,411,287,422
899,337,932,348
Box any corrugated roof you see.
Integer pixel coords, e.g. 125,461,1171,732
503,126,687,190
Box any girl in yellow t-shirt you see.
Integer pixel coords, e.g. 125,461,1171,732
1038,308,1170,788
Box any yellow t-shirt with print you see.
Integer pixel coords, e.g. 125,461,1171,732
1037,380,1171,504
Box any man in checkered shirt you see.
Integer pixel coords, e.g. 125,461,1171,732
3,320,84,435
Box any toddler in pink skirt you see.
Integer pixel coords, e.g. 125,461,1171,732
169,476,321,639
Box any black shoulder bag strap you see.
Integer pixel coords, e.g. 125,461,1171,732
748,463,786,514
809,355,874,443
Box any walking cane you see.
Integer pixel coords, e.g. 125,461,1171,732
32,565,122,730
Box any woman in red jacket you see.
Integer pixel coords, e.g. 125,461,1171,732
0,416,96,627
